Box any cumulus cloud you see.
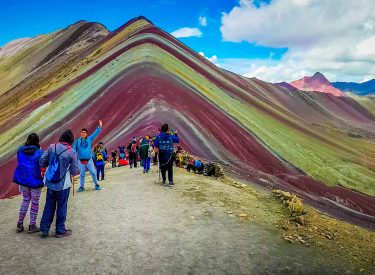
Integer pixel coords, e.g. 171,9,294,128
199,16,208,27
171,27,203,38
199,52,220,67
220,0,375,82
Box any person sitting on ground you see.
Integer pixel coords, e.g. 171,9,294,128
194,159,205,174
118,145,126,160
175,146,183,168
154,124,180,186
111,149,117,168
39,130,79,238
186,157,196,173
74,120,103,192
94,144,107,181
13,133,44,234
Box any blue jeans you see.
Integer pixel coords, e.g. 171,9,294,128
96,164,105,180
78,158,98,188
143,157,151,171
40,188,70,235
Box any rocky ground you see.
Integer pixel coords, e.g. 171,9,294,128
0,165,374,274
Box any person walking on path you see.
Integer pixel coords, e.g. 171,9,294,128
127,140,139,169
111,149,117,168
39,130,79,238
73,120,103,192
139,136,154,173
94,143,107,181
154,124,180,186
13,133,44,234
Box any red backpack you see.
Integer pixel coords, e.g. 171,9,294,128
131,143,137,153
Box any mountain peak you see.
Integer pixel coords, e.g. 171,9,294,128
290,73,344,96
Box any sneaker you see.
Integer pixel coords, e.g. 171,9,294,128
95,185,102,190
56,229,72,238
28,224,40,234
162,181,167,186
101,178,105,181
77,187,85,192
143,170,146,173
169,182,174,187
41,232,49,238
16,222,24,233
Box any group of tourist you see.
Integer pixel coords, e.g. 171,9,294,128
12,121,180,238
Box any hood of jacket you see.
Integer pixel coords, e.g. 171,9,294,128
20,145,39,155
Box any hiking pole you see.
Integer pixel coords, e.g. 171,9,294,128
72,176,75,197
158,152,161,182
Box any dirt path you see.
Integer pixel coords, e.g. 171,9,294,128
0,165,373,274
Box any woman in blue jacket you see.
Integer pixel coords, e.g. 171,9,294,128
13,133,44,233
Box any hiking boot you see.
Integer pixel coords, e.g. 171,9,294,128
56,229,72,238
40,232,49,238
28,224,40,233
16,222,24,233
77,187,85,192
95,185,102,190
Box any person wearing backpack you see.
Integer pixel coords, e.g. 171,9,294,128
39,130,79,238
13,133,44,234
139,136,153,173
73,120,102,192
154,124,180,186
94,143,107,181
127,140,139,169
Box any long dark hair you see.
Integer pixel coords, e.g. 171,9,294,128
59,130,75,145
25,133,40,148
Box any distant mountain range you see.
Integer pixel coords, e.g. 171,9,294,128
332,79,375,96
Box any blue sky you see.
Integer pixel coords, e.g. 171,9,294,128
1,0,374,82
0,0,282,59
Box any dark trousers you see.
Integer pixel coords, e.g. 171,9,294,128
129,153,137,168
96,164,105,180
160,159,173,183
40,188,70,235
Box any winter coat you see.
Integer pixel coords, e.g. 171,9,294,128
154,132,179,165
73,127,101,160
40,143,79,191
139,139,150,160
13,146,44,189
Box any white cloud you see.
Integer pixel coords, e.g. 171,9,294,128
199,52,220,67
220,0,375,82
171,27,202,38
199,16,208,27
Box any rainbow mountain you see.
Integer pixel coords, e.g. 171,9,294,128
0,17,375,228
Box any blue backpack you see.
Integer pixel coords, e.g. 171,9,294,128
45,144,69,183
